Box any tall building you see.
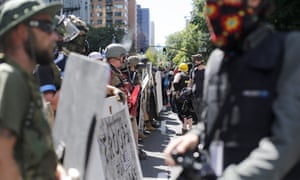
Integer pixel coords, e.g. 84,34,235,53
90,0,129,32
50,0,134,52
62,0,90,23
136,5,150,54
128,0,137,53
150,21,155,46
45,0,90,22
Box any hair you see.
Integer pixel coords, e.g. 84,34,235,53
248,0,275,19
1,25,20,51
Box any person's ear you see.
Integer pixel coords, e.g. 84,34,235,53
15,24,29,41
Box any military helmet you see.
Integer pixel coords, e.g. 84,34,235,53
67,14,89,35
140,56,149,64
54,15,80,42
0,0,62,38
192,54,203,61
62,15,89,54
105,43,126,59
178,63,188,73
127,55,140,66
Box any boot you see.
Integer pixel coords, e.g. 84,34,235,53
138,148,147,160
151,119,161,128
138,132,147,139
144,120,156,131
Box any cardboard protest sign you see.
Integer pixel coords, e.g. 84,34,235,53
87,96,143,180
52,52,110,179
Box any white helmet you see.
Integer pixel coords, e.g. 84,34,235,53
88,51,102,60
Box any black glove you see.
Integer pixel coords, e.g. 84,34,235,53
172,150,217,180
112,87,126,104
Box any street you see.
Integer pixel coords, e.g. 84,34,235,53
140,110,183,180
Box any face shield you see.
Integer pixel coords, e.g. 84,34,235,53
54,15,80,42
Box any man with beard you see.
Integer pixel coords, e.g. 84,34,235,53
33,14,80,120
164,0,300,179
0,0,68,179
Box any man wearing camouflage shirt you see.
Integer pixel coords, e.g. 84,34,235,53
0,0,66,179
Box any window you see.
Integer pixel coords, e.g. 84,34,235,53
114,4,124,9
114,12,122,16
106,21,112,27
115,20,123,25
97,19,102,24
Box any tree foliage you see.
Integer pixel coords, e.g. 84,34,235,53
163,0,300,67
86,0,300,66
87,26,125,53
164,0,211,65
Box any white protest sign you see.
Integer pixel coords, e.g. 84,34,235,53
87,96,143,180
52,52,110,179
155,71,163,114
138,72,149,131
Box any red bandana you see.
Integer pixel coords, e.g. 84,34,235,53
206,0,257,51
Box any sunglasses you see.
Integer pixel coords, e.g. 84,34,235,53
27,20,56,34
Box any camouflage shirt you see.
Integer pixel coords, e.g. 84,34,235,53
0,57,57,180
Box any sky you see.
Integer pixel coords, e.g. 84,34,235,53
136,0,193,46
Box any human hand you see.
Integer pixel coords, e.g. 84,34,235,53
113,87,126,104
55,164,67,180
56,165,80,180
52,91,60,111
107,85,127,104
163,133,199,166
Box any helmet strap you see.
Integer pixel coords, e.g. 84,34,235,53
26,27,37,65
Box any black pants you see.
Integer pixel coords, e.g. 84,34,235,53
191,97,203,123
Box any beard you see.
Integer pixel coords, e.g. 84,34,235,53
24,38,54,65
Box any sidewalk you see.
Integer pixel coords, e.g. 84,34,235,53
140,110,183,180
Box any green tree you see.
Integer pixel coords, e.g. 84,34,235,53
87,26,125,53
164,0,212,65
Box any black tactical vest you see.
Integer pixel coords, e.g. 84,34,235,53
213,33,300,179
174,72,189,92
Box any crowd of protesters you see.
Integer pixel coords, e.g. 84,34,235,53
3,0,299,180
0,0,169,178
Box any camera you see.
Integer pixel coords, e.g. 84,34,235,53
172,149,217,180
